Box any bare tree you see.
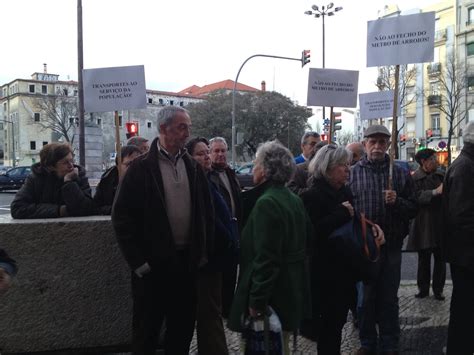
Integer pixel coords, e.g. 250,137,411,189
34,90,78,144
376,64,418,159
426,51,472,165
336,130,354,147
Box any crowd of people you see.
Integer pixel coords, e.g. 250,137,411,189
1,106,473,355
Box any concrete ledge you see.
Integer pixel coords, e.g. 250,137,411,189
0,215,132,353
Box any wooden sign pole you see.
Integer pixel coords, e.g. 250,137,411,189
114,110,122,178
389,64,400,190
328,106,334,144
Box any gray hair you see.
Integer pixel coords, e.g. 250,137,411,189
301,131,320,145
463,121,474,144
309,145,352,180
255,140,296,184
157,106,189,129
209,136,228,149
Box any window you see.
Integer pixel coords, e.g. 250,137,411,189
34,113,40,122
42,85,47,94
42,141,48,146
148,98,153,104
74,90,78,96
179,101,184,107
29,84,35,93
3,103,6,111
469,7,474,25
116,115,123,127
159,98,164,105
469,109,474,122
430,82,440,95
97,118,102,126
468,42,474,56
468,76,474,91
0,123,3,130
30,141,36,150
431,113,440,129
169,100,174,106
147,121,152,128
63,88,68,96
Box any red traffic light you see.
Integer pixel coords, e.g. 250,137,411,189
320,133,327,141
302,49,311,67
125,122,139,138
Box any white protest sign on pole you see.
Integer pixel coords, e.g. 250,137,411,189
307,68,359,108
83,65,147,113
367,12,435,67
359,91,401,120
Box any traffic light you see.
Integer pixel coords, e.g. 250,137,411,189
400,134,406,147
301,49,311,67
426,129,433,143
320,133,327,141
331,112,342,137
125,122,139,139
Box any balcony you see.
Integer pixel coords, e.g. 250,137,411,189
427,62,441,76
427,95,441,106
426,128,442,138
434,29,447,43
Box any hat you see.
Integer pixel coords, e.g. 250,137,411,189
364,125,391,138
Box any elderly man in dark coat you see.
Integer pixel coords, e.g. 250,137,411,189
407,148,446,300
443,121,474,355
112,106,214,355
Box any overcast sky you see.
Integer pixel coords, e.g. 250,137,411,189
1,0,438,130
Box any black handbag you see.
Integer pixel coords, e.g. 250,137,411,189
328,212,382,281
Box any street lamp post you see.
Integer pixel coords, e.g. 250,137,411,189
304,3,343,124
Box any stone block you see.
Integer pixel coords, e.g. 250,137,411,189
0,215,132,353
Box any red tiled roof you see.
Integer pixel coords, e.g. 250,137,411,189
178,80,259,97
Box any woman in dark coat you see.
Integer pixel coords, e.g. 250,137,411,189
406,148,446,300
10,143,94,219
186,137,238,355
229,140,312,354
301,145,384,354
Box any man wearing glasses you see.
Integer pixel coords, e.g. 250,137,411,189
294,131,321,164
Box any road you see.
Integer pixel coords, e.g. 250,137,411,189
0,191,451,281
0,191,16,215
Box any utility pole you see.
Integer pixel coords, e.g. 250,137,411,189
77,0,85,167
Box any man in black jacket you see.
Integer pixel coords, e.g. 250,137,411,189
112,106,213,355
209,136,242,318
443,121,474,355
0,249,17,294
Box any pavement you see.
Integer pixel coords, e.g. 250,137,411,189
187,281,452,355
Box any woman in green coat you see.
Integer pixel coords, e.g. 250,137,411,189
228,140,312,353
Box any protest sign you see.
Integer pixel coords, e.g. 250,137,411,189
367,12,435,67
359,91,400,120
83,65,147,113
307,68,359,107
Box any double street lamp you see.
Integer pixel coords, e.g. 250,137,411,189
304,3,342,122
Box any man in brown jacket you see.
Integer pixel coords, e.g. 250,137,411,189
112,106,213,355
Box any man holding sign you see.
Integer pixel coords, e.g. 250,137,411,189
350,125,417,355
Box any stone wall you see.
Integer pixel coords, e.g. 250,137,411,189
0,215,132,353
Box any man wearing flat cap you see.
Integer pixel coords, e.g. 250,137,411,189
349,125,417,355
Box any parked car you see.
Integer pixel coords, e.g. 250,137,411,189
0,166,12,175
235,162,254,190
0,166,32,191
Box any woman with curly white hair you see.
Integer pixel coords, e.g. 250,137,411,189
228,140,312,354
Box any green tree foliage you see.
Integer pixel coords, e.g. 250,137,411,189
187,90,312,161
